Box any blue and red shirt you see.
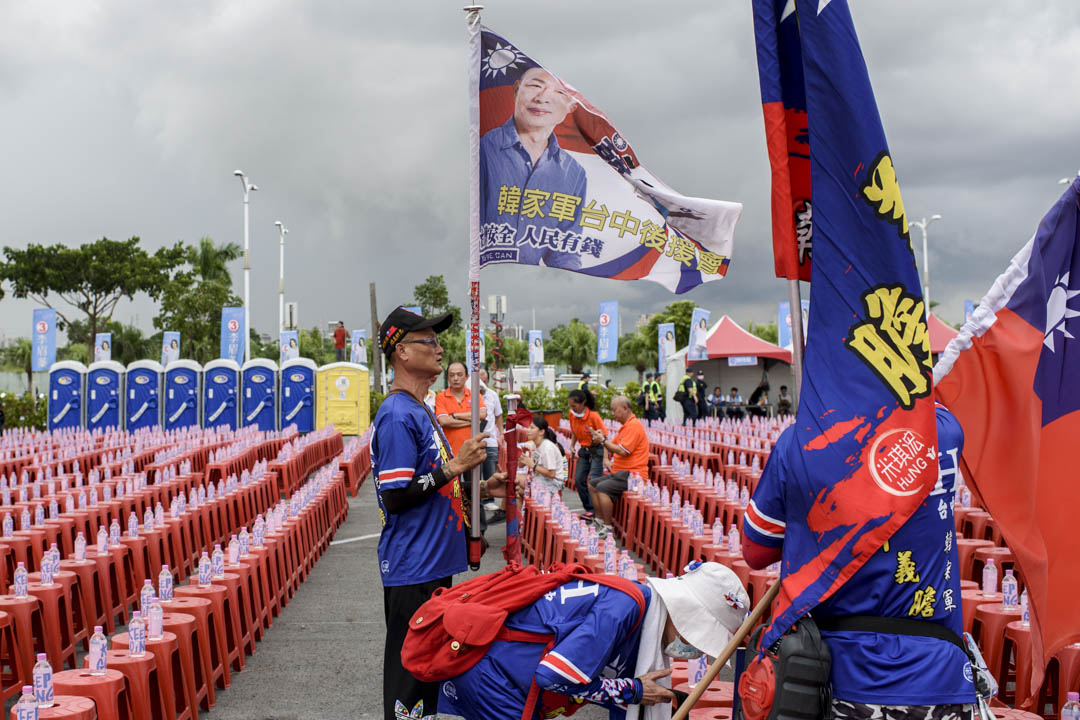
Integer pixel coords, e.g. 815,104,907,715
439,581,650,719
746,404,976,705
371,393,468,587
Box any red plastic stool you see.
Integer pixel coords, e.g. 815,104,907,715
972,546,1016,583
105,545,137,621
0,610,25,702
29,570,87,649
0,537,34,572
93,645,166,720
83,550,122,632
241,549,275,628
956,539,995,582
12,530,47,570
971,601,1023,688
999,620,1033,705
0,595,43,685
53,668,132,720
174,582,242,676
160,597,223,703
1038,644,1080,718
960,589,1000,634
116,629,193,720
217,571,256,657
19,581,76,669
9,695,96,719
689,708,733,720
673,679,734,708
118,537,149,593
58,559,109,641
42,518,76,557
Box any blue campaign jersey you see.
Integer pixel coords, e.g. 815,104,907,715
371,393,467,586
746,404,976,705
440,582,649,720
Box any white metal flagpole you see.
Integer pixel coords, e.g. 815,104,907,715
787,279,805,400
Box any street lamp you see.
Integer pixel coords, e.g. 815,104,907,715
234,170,258,362
274,221,288,334
909,214,942,319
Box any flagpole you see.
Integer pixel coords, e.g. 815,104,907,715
787,279,805,400
465,3,484,571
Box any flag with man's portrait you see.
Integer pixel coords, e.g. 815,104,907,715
473,28,743,294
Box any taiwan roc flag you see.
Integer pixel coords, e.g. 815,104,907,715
935,177,1080,703
753,0,938,649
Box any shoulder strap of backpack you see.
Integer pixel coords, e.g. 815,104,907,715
814,614,970,657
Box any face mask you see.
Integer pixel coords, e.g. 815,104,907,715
663,636,703,660
570,408,586,418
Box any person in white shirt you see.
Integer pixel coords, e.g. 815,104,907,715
477,368,505,521
519,415,565,496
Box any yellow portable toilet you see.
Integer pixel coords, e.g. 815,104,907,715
315,362,370,436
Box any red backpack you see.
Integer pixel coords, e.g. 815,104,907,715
401,562,646,717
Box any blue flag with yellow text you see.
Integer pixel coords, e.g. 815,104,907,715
753,0,938,648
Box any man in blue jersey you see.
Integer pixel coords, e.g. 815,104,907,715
374,306,516,720
743,403,977,719
438,562,750,720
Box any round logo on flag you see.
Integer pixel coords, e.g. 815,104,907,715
227,319,240,333
868,427,936,497
35,320,49,334
599,313,611,327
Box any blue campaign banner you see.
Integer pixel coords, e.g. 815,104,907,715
596,301,618,364
32,309,57,371
777,299,811,350
728,356,758,367
657,322,676,373
280,331,299,363
466,324,486,375
350,330,368,364
688,308,711,361
528,330,544,379
161,332,180,366
963,299,975,325
220,307,245,363
94,333,112,362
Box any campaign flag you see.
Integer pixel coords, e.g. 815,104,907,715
753,0,813,281
32,309,57,371
473,28,742,294
220,307,245,363
657,322,676,373
528,330,544,379
963,299,975,325
752,0,938,649
466,324,486,375
350,330,368,365
596,301,618,364
161,332,180,366
687,308,710,362
280,331,300,363
777,299,811,350
94,333,112,363
934,178,1080,702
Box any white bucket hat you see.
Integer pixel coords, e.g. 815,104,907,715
647,562,750,658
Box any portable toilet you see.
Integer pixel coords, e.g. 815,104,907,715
164,360,202,430
241,358,278,432
48,360,87,432
126,360,164,431
203,359,240,430
315,362,370,436
86,360,126,431
279,357,317,433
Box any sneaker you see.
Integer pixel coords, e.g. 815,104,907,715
581,512,596,522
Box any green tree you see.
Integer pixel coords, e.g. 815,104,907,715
546,319,597,374
0,237,185,342
0,338,34,396
640,300,697,353
187,236,241,284
747,321,779,345
154,271,242,363
412,275,463,332
299,326,335,366
617,329,657,383
63,318,155,365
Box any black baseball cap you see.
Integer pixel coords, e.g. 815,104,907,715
380,306,453,358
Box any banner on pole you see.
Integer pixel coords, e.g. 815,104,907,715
350,330,368,365
220,307,245,363
475,28,742,294
280,331,299,363
596,301,618,364
528,330,544,379
161,332,180,366
728,356,758,367
688,308,711,362
778,299,810,350
94,333,112,363
466,321,486,375
32,308,57,371
657,323,676,373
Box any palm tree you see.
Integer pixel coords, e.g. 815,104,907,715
547,319,597,374
186,236,241,284
3,338,34,400
617,329,657,383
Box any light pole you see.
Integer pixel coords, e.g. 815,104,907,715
234,170,258,362
909,214,942,319
274,221,288,333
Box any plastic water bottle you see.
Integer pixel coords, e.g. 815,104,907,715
14,562,28,597
603,537,617,574
140,580,155,614
155,502,164,526
74,532,86,561
88,626,107,675
96,526,108,554
128,611,146,657
1020,588,1029,626
982,558,998,595
20,508,30,531
228,535,240,565
14,686,36,720
109,518,120,546
212,544,225,579
143,507,154,530
158,565,173,600
148,598,164,640
239,526,250,556
1000,569,1018,608
127,511,139,537
586,527,599,557
2,513,11,538
198,552,212,587
712,519,724,549
39,555,53,585
728,525,741,556
618,550,633,579
32,653,53,708
1063,693,1080,720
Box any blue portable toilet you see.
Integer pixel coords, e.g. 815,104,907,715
241,358,278,432
48,360,87,432
164,360,202,430
86,361,126,431
279,357,317,433
126,360,164,431
203,359,240,430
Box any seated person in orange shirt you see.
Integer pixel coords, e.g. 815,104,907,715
434,362,488,456
587,396,650,537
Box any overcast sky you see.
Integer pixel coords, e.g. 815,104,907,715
1,1,1078,344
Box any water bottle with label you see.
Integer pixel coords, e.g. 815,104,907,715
1020,588,1029,626
88,626,107,675
20,508,30,531
603,537,617,574
14,562,28,597
239,526,250,556
1000,569,1018,608
155,502,164,527
159,565,173,600
48,499,58,520
2,513,11,538
619,550,634,579
148,598,164,640
728,525,741,556
228,535,240,565
198,552,212,587
211,545,225,578
14,686,36,720
126,512,137,538
140,580,155,614
712,519,724,549
74,532,86,561
89,487,97,506
981,558,998,595
1062,693,1080,720
128,611,146,657
109,518,120,546
65,495,74,514
34,505,44,526
40,555,53,585
32,653,53,708
96,527,108,554
253,515,265,547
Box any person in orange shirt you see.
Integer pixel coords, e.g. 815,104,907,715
588,396,650,536
434,362,488,457
568,388,605,517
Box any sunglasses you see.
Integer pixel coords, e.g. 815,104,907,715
399,337,442,349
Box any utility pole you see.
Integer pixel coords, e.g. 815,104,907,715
369,282,383,392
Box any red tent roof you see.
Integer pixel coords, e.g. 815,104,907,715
695,315,792,363
928,312,959,355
